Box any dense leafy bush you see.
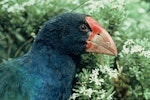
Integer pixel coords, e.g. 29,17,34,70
0,0,74,60
0,0,149,99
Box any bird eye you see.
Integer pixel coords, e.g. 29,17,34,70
79,24,88,32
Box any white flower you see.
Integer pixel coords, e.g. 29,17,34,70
89,68,104,86
89,69,99,79
79,86,86,94
138,8,146,13
87,0,104,13
7,3,25,12
122,45,130,54
95,79,104,86
99,65,106,73
86,88,94,98
99,65,118,79
112,0,125,10
0,0,9,5
97,89,115,100
130,45,144,54
67,0,79,5
107,68,118,79
79,86,94,98
1,3,8,9
141,50,150,58
98,89,106,99
22,0,36,6
1,0,52,13
121,39,150,58
124,39,134,46
69,93,79,100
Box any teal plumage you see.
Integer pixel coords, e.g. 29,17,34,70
0,13,87,100
0,12,117,100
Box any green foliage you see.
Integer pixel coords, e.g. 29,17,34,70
0,0,150,100
0,0,74,61
118,38,150,99
70,64,118,99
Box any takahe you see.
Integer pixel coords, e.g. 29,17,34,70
0,13,117,100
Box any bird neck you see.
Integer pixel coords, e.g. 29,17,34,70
28,42,54,60
27,40,81,69
24,43,77,99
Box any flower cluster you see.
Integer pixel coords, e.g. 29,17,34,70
119,38,150,99
121,39,150,58
0,0,51,13
0,0,33,12
99,65,119,79
86,0,105,14
85,0,125,14
89,69,104,86
66,0,79,5
67,0,125,14
70,65,118,100
141,50,150,58
79,86,94,98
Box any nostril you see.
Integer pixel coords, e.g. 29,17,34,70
97,33,101,35
87,39,91,41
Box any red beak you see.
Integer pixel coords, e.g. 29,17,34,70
86,16,117,56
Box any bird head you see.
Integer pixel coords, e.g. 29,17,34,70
35,13,117,56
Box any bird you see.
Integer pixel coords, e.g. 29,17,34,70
0,12,117,100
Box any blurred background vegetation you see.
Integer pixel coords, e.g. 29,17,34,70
0,0,150,99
